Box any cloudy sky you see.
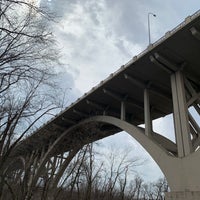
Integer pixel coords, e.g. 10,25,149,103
40,0,199,181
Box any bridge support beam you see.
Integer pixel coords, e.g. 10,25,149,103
121,101,126,120
171,71,192,157
164,71,200,199
144,88,152,136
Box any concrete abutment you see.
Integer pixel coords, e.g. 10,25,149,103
165,191,200,200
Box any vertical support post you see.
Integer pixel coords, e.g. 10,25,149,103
171,71,192,157
194,104,200,115
121,101,126,121
144,88,152,136
189,113,200,133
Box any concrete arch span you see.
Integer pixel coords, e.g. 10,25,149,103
79,116,175,189
21,114,200,197
28,115,174,190
77,115,200,194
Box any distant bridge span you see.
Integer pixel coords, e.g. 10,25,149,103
13,10,200,199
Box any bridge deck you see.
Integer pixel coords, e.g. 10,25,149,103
14,10,200,157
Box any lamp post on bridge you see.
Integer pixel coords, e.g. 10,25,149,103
148,12,156,45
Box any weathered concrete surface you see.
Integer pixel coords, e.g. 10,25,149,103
165,191,200,200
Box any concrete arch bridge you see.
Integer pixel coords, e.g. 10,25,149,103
11,10,200,200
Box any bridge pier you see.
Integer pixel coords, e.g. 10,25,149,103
163,71,200,199
160,149,200,198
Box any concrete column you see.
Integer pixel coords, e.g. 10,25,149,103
171,71,192,157
121,101,126,120
144,88,152,136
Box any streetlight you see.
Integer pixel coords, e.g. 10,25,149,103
148,12,156,45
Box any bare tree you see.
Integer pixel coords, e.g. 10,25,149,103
152,177,169,200
81,143,104,200
106,148,139,199
0,0,63,199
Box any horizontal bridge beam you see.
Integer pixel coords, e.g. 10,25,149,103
103,88,144,110
150,55,173,74
124,73,171,101
61,117,76,125
154,52,180,72
86,99,106,110
190,27,200,40
73,109,89,117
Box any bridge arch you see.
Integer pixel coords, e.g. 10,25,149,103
28,115,174,189
79,115,175,189
17,114,200,194
69,115,200,192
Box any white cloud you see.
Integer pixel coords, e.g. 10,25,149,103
52,0,144,93
52,0,200,94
